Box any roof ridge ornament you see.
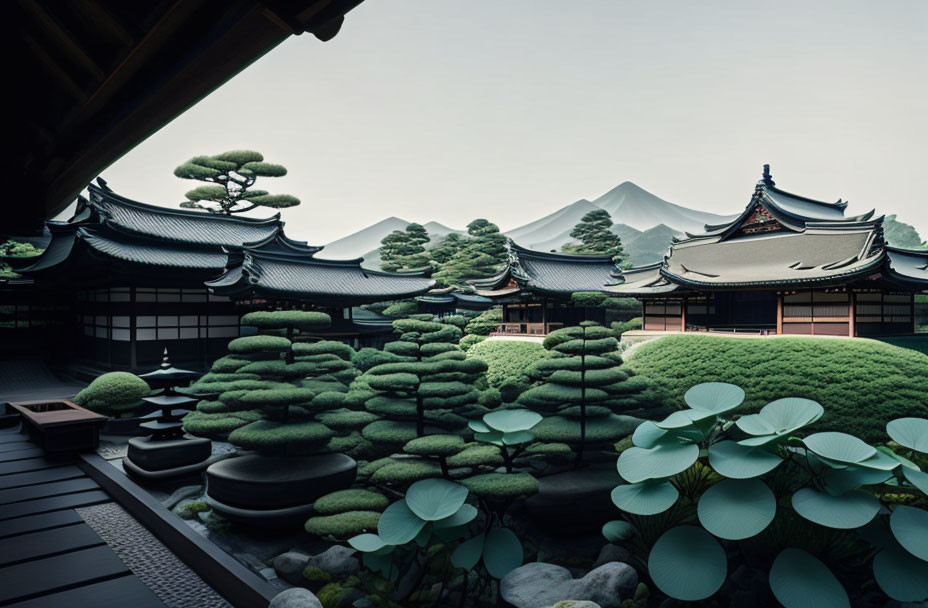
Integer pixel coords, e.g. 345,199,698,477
762,164,775,186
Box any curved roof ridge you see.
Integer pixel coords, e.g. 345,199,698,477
88,182,282,225
509,239,616,263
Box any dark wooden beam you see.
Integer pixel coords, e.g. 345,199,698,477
19,0,106,83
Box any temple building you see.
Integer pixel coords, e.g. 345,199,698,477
4,181,434,370
608,166,928,336
469,242,620,335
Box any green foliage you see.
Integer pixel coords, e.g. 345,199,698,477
467,339,545,391
625,335,928,442
182,410,261,440
174,150,299,214
611,317,643,337
431,220,507,287
241,310,331,330
570,291,607,307
314,489,390,515
884,215,927,250
73,371,150,416
382,301,419,318
370,459,442,486
0,240,44,257
305,511,382,540
460,472,539,501
404,434,465,456
228,420,335,455
463,307,502,336
227,335,291,354
458,334,486,352
381,224,431,272
561,209,626,263
610,382,928,606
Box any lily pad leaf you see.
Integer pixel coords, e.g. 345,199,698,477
468,420,491,433
502,430,534,445
611,481,679,516
378,499,425,544
823,467,893,496
887,418,928,453
648,526,726,601
617,439,699,483
903,467,928,495
708,440,782,479
755,397,824,433
348,533,388,552
602,520,636,542
697,479,775,540
450,533,484,570
483,527,523,579
684,382,745,414
873,544,928,602
434,503,478,529
792,488,880,529
803,432,876,464
656,409,715,430
484,409,542,433
632,420,666,448
769,548,849,608
855,448,902,472
474,431,504,443
890,505,928,561
735,413,776,437
405,478,469,521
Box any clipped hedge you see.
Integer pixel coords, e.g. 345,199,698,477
461,472,539,501
467,339,546,390
227,335,291,354
625,335,928,442
464,307,502,336
312,489,389,515
304,511,381,539
73,372,150,416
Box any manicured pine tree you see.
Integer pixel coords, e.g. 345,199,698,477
561,209,626,265
432,219,508,287
429,232,466,265
517,322,649,463
380,223,431,272
174,150,299,215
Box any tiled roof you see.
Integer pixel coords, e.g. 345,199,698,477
606,264,682,296
886,247,928,285
79,227,229,270
88,184,281,247
16,224,78,274
510,243,619,294
207,251,436,303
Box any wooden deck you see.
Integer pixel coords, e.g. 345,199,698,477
0,426,164,607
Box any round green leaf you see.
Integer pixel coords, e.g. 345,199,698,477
602,520,636,542
502,430,534,445
474,431,504,443
611,481,679,516
483,409,542,433
803,432,876,464
855,448,902,471
684,382,744,414
878,445,920,470
483,527,523,579
757,397,824,433
890,505,928,561
707,440,782,479
434,504,478,529
450,533,484,570
632,420,666,448
656,409,715,430
468,420,491,433
903,467,928,495
405,478,469,521
617,440,699,483
792,488,880,529
823,467,892,496
697,479,775,540
735,413,776,437
873,545,928,602
348,533,388,552
648,526,727,601
378,500,426,544
769,549,849,608
887,418,928,453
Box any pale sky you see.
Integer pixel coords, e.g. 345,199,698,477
91,0,927,243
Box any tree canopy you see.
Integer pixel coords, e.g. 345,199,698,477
561,209,626,264
431,219,508,287
174,150,299,215
380,223,431,272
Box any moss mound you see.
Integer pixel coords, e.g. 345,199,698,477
626,335,928,442
313,489,389,515
74,371,150,416
304,510,381,539
461,472,539,501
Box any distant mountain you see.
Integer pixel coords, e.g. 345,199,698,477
505,182,730,264
317,217,463,265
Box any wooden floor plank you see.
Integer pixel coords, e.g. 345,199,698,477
0,448,45,463
0,477,97,505
0,509,83,539
0,433,29,445
0,545,131,604
0,457,69,477
0,523,104,566
6,575,165,608
0,441,34,453
0,465,85,490
0,490,109,521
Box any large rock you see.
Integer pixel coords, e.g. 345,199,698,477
501,562,637,608
307,545,359,577
525,466,620,535
273,551,311,585
592,544,630,569
206,453,356,510
269,588,322,608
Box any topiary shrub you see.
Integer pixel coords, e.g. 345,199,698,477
460,472,538,501
313,489,390,515
304,511,382,539
463,307,502,336
458,334,487,352
383,301,418,318
467,339,546,393
611,317,642,338
74,371,150,416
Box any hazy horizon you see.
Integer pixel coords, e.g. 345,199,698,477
83,0,927,243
